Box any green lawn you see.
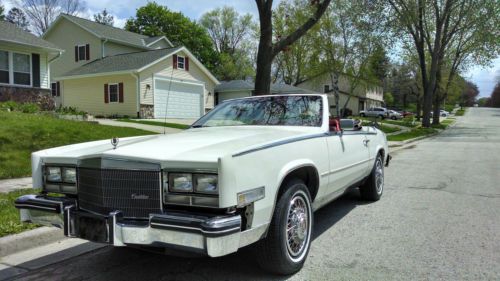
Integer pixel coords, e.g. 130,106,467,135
387,127,437,141
0,188,41,237
431,119,455,129
379,124,401,134
0,111,154,179
117,119,190,130
455,109,466,116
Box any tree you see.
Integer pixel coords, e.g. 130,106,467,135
14,0,85,35
460,81,479,107
0,2,5,21
384,92,395,106
94,9,114,26
387,0,499,127
254,0,332,95
489,82,500,108
126,2,217,71
200,6,256,80
6,8,30,32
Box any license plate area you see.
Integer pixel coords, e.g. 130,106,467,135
76,213,109,243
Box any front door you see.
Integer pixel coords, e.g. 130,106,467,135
323,130,371,198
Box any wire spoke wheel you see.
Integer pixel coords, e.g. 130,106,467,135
375,158,384,195
286,193,309,259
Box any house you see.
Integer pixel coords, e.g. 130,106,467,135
43,14,218,118
0,21,62,109
296,73,384,116
214,80,318,105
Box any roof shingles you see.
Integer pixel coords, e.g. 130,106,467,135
59,47,182,77
0,21,61,51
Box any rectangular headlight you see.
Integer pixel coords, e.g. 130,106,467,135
168,173,193,193
62,167,76,183
46,167,62,182
194,174,218,194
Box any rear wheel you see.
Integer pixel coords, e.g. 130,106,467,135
360,154,384,201
255,179,313,275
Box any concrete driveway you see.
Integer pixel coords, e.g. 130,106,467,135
4,107,500,280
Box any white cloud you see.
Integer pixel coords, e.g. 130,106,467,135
465,57,500,98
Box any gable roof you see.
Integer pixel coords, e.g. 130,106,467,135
0,21,62,52
57,46,219,84
44,14,173,49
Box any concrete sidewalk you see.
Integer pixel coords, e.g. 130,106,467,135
95,119,181,134
0,177,32,193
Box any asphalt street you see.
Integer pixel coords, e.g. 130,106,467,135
8,108,500,281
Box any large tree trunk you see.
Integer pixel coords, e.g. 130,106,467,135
254,0,331,95
254,0,274,95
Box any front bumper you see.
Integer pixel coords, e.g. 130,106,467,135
15,195,243,257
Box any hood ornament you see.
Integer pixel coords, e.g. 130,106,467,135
111,137,119,149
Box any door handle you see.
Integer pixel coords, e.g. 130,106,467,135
363,139,370,146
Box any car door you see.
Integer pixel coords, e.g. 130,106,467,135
322,129,371,198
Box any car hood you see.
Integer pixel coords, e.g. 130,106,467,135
38,126,325,164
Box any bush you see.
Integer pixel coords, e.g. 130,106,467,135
55,105,87,116
0,101,40,113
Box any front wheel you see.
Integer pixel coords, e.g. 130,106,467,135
255,179,313,275
360,154,384,201
360,113,365,117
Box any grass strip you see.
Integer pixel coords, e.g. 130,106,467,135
117,119,190,130
0,188,41,237
387,127,437,142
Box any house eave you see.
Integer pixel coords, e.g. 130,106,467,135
55,70,136,80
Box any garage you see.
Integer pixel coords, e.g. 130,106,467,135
153,78,204,119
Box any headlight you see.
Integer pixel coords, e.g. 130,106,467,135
168,173,193,192
44,165,77,194
46,167,62,182
194,174,218,194
62,167,76,183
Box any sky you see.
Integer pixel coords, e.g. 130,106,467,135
2,0,498,97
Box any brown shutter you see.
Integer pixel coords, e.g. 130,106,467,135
185,57,189,71
56,82,61,97
104,84,109,103
85,44,90,60
118,83,124,103
173,54,178,69
75,46,78,62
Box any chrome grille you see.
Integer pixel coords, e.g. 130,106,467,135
78,168,161,218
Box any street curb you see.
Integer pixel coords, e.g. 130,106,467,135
0,227,65,257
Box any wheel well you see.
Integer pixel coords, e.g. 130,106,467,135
378,149,385,159
278,166,319,202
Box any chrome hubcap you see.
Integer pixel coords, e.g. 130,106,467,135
286,195,309,258
375,158,384,194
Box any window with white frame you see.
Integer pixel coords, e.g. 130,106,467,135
108,84,118,103
177,56,185,70
0,51,8,84
0,50,31,86
13,53,30,85
78,45,86,61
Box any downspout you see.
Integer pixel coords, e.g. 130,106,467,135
101,39,108,58
132,72,140,118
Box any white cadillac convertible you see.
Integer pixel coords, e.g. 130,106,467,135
15,94,390,275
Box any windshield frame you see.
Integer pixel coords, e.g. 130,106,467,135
192,94,325,128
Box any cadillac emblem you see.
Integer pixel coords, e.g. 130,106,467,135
111,137,119,149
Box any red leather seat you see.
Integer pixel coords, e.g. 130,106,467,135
329,118,340,132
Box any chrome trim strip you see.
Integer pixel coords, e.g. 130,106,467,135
320,158,372,177
15,204,58,211
150,222,240,234
232,133,328,157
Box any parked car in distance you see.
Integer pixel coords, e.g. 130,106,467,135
15,94,390,275
440,110,449,117
359,107,389,119
401,111,415,118
388,110,403,120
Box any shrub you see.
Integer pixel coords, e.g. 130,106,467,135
55,105,87,116
0,101,40,113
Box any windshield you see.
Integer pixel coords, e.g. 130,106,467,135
193,95,323,127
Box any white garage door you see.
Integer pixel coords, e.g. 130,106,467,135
154,79,203,119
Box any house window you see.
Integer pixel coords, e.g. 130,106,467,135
78,45,86,61
324,84,330,93
51,82,60,97
177,56,185,70
13,53,31,85
108,84,118,103
0,51,8,84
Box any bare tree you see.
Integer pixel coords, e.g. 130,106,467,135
254,0,332,95
6,7,30,32
15,0,85,35
94,9,114,26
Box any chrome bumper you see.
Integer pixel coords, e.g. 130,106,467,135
14,195,263,257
